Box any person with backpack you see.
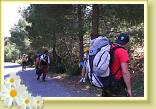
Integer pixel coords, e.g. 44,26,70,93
37,50,50,81
87,33,132,97
21,54,28,71
108,33,132,97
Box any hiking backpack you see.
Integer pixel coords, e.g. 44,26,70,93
87,36,125,88
40,54,49,65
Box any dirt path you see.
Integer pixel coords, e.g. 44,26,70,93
4,62,101,97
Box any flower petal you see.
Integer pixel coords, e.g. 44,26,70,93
4,97,13,107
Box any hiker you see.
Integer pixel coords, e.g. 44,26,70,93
79,48,89,83
101,33,132,97
87,33,132,97
108,33,132,97
35,54,41,75
37,50,50,81
21,54,28,71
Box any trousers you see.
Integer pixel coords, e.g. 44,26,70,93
38,64,48,80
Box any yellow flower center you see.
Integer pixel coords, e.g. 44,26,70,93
37,100,40,104
10,90,17,97
10,78,15,83
25,99,30,104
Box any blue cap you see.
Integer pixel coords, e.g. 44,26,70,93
115,33,129,45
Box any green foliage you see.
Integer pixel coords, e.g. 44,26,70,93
98,4,144,46
56,63,65,74
10,19,31,54
99,4,144,25
24,4,74,50
22,4,92,65
15,59,22,64
4,40,20,62
98,16,144,47
66,64,81,76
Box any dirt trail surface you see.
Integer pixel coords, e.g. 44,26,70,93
4,62,100,97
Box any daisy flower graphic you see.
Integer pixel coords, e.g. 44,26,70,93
20,93,33,109
0,84,10,100
32,96,44,109
0,85,4,100
1,72,44,109
1,84,28,108
4,73,21,89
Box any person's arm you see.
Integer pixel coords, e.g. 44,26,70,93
39,55,43,67
35,58,39,65
47,56,50,64
121,62,132,97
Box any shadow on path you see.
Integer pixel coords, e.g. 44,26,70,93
17,69,72,97
4,64,21,68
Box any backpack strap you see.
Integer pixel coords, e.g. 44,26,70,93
111,66,121,76
89,55,95,80
110,44,126,64
44,55,48,63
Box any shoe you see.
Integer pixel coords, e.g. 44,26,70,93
83,78,86,83
79,78,83,83
37,76,40,80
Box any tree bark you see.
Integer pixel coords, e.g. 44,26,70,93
91,4,99,39
78,5,84,62
52,32,57,63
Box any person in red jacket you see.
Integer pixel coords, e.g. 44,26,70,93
102,33,132,97
35,54,41,75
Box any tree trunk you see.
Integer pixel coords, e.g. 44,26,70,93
52,33,57,64
78,5,84,62
91,4,99,39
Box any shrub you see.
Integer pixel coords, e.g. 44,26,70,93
16,59,22,64
56,63,65,74
48,65,58,73
66,63,81,76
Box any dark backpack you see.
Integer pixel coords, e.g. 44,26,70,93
108,45,127,89
40,55,48,65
